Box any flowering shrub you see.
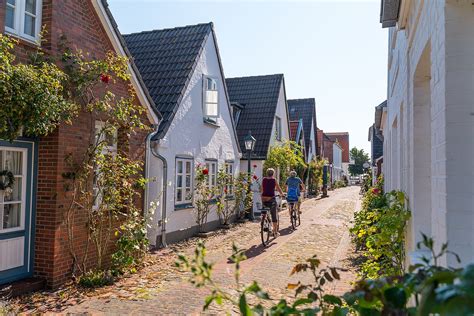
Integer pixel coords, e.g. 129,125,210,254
233,173,252,219
216,167,233,225
351,175,411,278
194,164,215,233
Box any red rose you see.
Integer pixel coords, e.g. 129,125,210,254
253,164,257,168
224,188,228,194
100,74,111,84
372,188,380,195
253,175,258,180
202,169,209,175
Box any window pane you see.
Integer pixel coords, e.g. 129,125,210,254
4,151,22,175
6,6,15,29
25,0,36,14
204,102,219,117
24,14,36,37
3,203,21,229
185,188,192,201
177,161,183,174
185,161,191,174
4,177,21,202
206,90,218,104
176,189,182,202
7,0,16,5
186,175,191,188
177,175,182,188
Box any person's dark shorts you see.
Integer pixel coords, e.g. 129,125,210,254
263,198,278,223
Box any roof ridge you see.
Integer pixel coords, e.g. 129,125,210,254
288,98,315,102
124,22,213,38
226,73,284,81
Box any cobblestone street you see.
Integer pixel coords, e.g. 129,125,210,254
16,187,360,315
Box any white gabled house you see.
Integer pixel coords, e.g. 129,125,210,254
380,0,474,266
226,74,291,180
124,23,241,246
288,98,319,164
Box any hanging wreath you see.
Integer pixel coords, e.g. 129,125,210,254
0,170,15,191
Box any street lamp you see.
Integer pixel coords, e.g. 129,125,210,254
243,131,256,175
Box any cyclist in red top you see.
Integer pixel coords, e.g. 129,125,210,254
260,168,284,236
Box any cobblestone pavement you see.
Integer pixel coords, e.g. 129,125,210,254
16,187,360,315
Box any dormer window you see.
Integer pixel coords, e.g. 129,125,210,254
5,0,42,42
203,76,219,123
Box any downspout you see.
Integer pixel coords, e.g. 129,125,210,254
145,126,168,248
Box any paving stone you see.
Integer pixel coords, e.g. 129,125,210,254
13,187,361,315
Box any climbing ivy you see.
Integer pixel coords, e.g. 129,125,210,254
0,34,78,142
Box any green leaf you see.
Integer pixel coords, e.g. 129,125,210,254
383,287,407,308
322,294,343,306
239,294,252,316
292,298,314,307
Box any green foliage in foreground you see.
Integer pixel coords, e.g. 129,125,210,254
351,177,411,279
177,238,474,315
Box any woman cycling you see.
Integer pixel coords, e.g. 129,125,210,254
261,168,284,237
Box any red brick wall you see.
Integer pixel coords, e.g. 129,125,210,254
325,133,350,163
1,0,151,288
323,135,334,164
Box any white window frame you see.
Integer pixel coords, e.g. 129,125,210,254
224,161,234,197
205,160,217,190
0,147,27,233
5,0,43,43
175,157,193,206
93,121,117,210
203,75,219,122
275,116,282,141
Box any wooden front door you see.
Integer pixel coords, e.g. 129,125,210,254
0,140,36,285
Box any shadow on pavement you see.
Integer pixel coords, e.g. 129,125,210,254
279,226,295,236
234,242,277,261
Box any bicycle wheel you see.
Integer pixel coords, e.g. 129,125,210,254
290,204,297,230
261,214,271,246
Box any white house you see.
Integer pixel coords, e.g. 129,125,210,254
226,74,291,180
332,142,343,183
124,23,241,246
380,0,474,266
288,98,319,163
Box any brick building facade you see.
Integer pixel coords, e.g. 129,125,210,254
0,0,159,288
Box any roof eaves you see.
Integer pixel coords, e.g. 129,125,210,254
98,0,162,122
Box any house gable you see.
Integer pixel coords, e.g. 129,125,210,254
124,23,213,139
226,74,288,159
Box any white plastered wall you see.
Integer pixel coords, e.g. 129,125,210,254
146,32,241,245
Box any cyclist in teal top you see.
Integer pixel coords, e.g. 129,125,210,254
285,170,305,217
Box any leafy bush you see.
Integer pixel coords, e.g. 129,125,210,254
350,176,411,278
78,270,114,288
0,34,78,142
264,141,307,187
333,180,346,189
308,158,325,195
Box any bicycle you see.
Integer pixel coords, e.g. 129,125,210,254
287,198,301,230
259,194,280,246
260,206,273,246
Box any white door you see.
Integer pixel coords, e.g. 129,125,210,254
0,141,35,284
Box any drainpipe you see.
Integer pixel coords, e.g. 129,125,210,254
145,127,168,248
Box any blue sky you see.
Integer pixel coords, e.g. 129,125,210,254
108,0,388,154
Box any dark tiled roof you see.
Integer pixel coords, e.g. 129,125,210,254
124,23,213,138
288,98,317,157
226,74,284,159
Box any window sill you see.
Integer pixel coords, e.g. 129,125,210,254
203,118,220,128
175,203,193,210
5,30,40,47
